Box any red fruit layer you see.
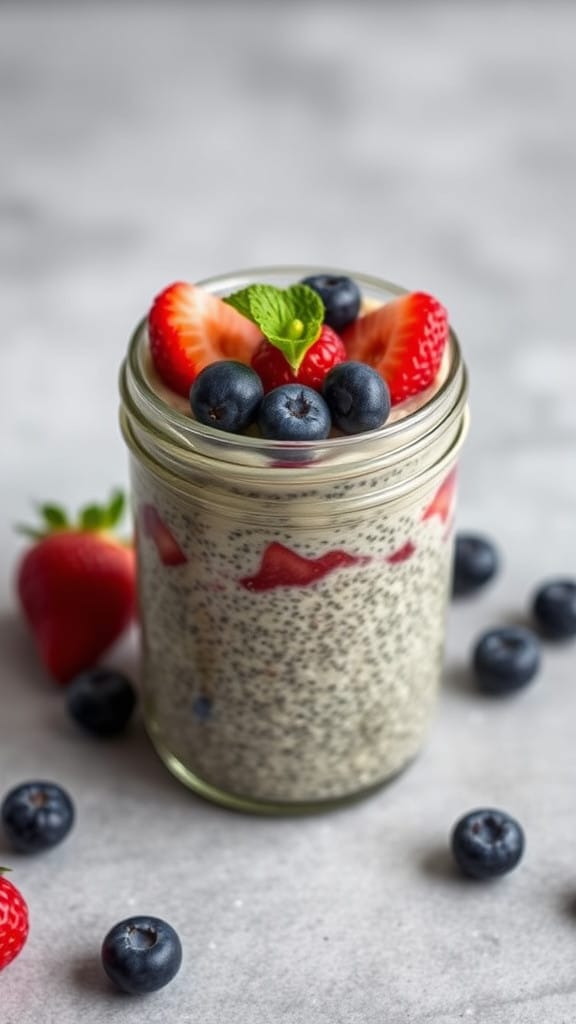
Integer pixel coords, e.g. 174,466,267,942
422,468,457,525
342,291,448,404
149,282,262,397
239,542,370,592
251,325,346,393
140,505,187,566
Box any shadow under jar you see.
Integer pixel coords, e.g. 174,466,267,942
119,266,469,814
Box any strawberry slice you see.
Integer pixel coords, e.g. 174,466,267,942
140,505,187,567
386,540,416,564
342,292,449,404
239,542,369,592
422,468,457,524
148,282,263,397
251,325,347,393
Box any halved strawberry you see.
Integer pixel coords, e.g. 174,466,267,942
251,325,347,393
239,542,369,592
148,282,263,397
342,292,449,405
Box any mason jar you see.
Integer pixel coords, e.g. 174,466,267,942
119,267,469,813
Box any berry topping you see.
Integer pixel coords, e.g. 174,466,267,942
140,505,187,567
300,273,361,331
67,668,137,737
190,360,263,432
148,282,262,397
322,360,391,434
101,915,182,995
1,781,75,854
240,542,369,592
342,291,449,404
251,325,346,393
257,384,331,441
16,492,135,684
0,870,29,971
472,626,541,695
452,533,500,597
224,282,324,375
451,808,525,880
531,579,576,640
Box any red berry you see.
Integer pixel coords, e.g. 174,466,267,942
149,282,262,397
15,494,136,685
0,872,29,972
342,292,449,404
251,325,346,393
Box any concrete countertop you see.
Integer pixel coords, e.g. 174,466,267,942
1,3,575,1021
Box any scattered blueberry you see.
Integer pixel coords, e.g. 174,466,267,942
300,274,361,332
192,694,213,721
190,360,263,433
1,781,75,853
532,579,576,640
472,626,541,695
322,361,390,434
451,808,525,879
258,384,331,441
452,533,500,597
101,915,182,995
66,668,137,737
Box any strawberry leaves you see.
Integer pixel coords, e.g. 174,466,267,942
17,490,127,540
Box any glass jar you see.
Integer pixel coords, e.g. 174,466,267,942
119,267,469,813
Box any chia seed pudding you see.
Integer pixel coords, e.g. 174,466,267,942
120,267,469,812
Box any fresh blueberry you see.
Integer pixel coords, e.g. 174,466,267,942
322,361,390,434
532,579,576,640
1,780,75,853
300,274,361,332
452,533,500,597
101,915,182,995
66,668,137,737
258,384,331,441
190,360,263,433
472,626,541,695
451,808,525,879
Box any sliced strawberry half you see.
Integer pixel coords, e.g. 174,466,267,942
148,282,263,397
342,291,449,405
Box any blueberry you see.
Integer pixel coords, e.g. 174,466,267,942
67,668,137,737
190,360,263,433
322,361,390,434
472,626,541,695
101,915,182,995
300,274,361,331
452,533,500,597
451,808,524,879
1,781,75,853
258,384,331,441
532,579,576,640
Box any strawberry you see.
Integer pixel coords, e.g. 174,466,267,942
0,869,29,972
140,505,187,567
386,540,416,564
239,542,369,592
342,292,449,404
16,491,136,685
422,468,457,525
148,282,263,397
251,325,346,393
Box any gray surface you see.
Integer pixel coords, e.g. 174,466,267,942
1,2,575,1021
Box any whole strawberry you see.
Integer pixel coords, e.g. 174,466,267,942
16,491,135,684
0,869,29,972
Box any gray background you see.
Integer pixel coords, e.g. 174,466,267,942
1,2,575,1022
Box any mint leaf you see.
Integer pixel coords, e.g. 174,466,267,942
224,283,324,371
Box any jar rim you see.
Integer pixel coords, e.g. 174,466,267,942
121,265,467,474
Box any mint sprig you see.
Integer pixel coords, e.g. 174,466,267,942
223,283,324,371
